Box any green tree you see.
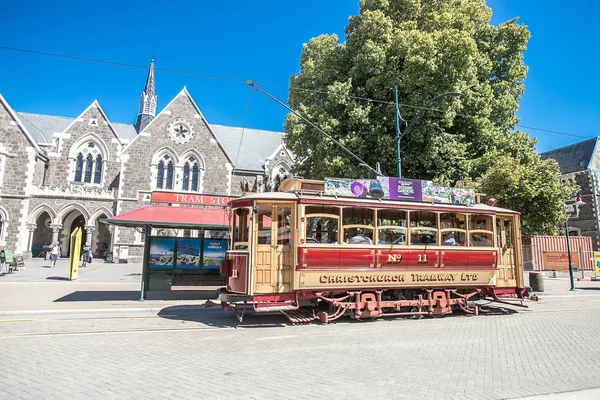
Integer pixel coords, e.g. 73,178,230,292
284,0,572,235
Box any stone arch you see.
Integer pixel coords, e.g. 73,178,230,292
68,133,110,161
0,205,9,246
89,207,113,222
179,150,205,192
151,147,179,166
270,162,291,180
56,203,90,224
179,149,205,169
151,147,179,190
88,207,113,258
27,204,57,224
270,162,291,192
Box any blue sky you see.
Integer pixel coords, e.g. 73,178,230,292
1,0,598,153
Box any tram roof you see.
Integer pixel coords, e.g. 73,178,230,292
229,191,519,215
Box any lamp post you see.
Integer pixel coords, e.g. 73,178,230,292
394,88,463,178
565,194,585,291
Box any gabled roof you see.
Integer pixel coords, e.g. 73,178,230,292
211,124,285,171
0,93,47,158
539,137,599,174
15,112,137,143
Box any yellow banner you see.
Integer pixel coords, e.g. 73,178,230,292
593,252,600,278
297,270,496,289
69,227,82,280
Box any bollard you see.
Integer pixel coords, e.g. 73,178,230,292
529,271,544,292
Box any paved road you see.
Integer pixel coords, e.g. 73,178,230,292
1,284,600,399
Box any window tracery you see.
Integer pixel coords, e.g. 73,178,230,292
72,140,104,184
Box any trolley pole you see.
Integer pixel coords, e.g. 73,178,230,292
395,86,402,178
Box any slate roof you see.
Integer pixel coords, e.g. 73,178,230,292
16,112,139,144
17,112,72,144
13,112,286,172
539,137,598,174
211,124,285,171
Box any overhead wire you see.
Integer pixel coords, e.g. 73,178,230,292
0,45,593,140
235,86,254,165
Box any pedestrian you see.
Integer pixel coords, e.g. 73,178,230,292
81,242,92,267
49,242,59,268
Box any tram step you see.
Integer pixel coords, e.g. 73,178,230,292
281,309,317,323
253,303,298,312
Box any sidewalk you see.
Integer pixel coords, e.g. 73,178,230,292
0,258,219,315
0,258,143,282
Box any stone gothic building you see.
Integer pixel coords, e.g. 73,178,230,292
540,137,600,250
0,60,294,260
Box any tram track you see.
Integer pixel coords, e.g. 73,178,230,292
0,305,598,339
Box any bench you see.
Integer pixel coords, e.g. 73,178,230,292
170,274,226,290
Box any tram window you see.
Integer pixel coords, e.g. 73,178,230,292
342,207,374,227
504,219,513,248
378,228,406,245
378,209,407,227
441,231,466,246
470,232,493,247
342,207,374,245
377,209,407,245
257,206,272,245
233,208,250,250
277,206,292,245
440,213,466,229
344,227,373,244
410,211,437,228
305,206,340,244
469,214,493,231
411,229,437,245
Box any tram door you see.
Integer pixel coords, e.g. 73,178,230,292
496,215,517,288
254,202,293,294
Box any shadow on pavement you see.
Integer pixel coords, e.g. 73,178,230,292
46,276,70,281
578,287,600,291
54,290,141,302
158,305,290,328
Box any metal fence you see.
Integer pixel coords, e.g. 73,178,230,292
521,244,594,272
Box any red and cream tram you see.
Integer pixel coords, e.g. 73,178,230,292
218,178,525,323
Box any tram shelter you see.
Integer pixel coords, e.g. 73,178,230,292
102,191,234,300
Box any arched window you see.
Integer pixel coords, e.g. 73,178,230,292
155,154,175,190
156,161,165,189
74,153,83,182
166,161,174,189
0,213,4,244
182,163,190,191
94,155,103,184
181,155,201,192
71,140,105,184
84,153,93,183
192,164,199,191
271,165,290,192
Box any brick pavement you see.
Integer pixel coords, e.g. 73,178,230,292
1,287,600,399
0,258,143,283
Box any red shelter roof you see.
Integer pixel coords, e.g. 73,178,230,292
102,206,230,228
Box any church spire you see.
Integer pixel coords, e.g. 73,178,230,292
135,58,157,133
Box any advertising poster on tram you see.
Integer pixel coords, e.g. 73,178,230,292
202,239,227,271
324,177,475,205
